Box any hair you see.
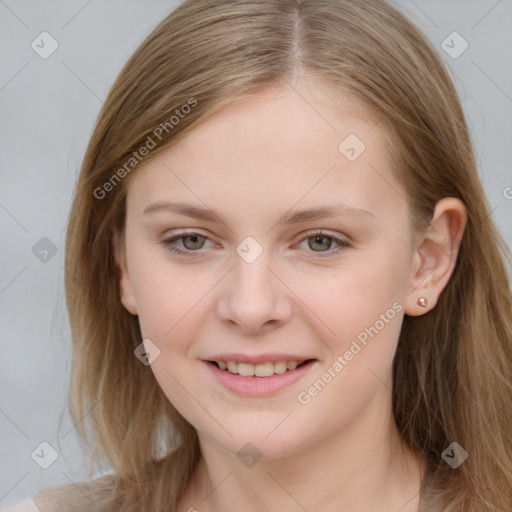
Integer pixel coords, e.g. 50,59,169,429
32,0,512,510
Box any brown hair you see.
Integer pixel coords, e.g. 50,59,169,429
32,0,512,510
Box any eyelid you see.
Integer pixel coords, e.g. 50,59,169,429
162,229,216,250
296,229,350,243
163,228,211,239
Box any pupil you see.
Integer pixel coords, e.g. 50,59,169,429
184,235,203,250
310,235,331,251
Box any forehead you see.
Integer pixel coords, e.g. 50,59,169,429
125,81,404,221
169,81,381,163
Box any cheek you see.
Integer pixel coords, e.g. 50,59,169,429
284,246,407,404
289,252,407,343
294,295,403,438
127,244,215,343
129,255,211,423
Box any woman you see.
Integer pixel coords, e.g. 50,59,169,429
12,0,512,510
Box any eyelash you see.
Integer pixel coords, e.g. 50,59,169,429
160,230,352,258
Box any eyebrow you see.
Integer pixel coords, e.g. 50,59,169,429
143,201,375,225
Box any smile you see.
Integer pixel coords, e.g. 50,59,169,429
212,359,309,377
204,359,317,397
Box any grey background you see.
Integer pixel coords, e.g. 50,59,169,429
1,0,511,507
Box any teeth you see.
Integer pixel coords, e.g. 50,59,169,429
216,360,307,377
254,362,274,377
237,362,255,377
273,361,288,374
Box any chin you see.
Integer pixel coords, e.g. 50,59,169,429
208,427,306,462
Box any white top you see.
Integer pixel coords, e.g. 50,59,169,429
0,498,40,512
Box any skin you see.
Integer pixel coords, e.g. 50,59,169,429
114,77,466,512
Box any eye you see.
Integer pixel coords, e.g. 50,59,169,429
161,231,214,255
296,230,351,257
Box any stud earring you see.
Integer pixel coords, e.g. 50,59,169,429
417,296,429,308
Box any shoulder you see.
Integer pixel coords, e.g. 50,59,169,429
0,498,40,512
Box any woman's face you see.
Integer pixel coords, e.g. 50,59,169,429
117,79,420,460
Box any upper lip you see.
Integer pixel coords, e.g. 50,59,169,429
204,353,316,364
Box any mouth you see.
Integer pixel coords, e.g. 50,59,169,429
207,359,312,377
203,358,318,397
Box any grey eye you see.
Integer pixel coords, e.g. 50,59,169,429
181,234,207,250
307,235,333,252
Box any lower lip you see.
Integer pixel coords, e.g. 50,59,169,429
203,360,317,397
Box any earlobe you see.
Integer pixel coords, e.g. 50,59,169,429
404,197,467,316
112,230,138,315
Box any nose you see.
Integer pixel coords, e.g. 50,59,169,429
215,250,292,334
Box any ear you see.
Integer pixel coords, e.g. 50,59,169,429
405,197,467,316
113,230,138,315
